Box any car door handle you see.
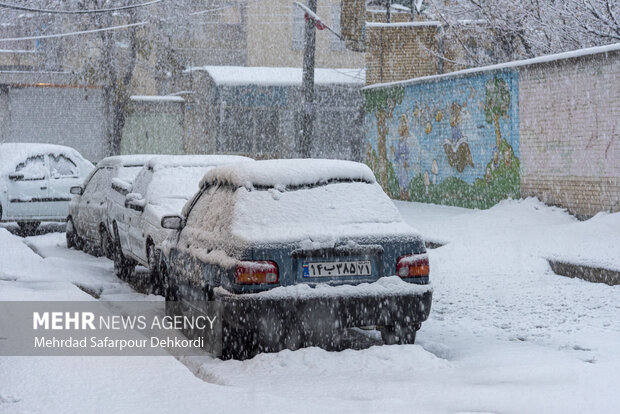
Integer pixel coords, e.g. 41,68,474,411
40,186,47,190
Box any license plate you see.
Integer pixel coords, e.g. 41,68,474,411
302,260,372,277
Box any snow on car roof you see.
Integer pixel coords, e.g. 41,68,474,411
97,154,157,168
200,159,377,189
146,155,253,171
0,142,86,174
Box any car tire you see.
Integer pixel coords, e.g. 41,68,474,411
17,221,40,236
380,325,417,345
147,243,162,295
66,218,76,248
99,227,114,260
66,219,85,250
112,229,134,281
221,322,256,361
161,264,177,302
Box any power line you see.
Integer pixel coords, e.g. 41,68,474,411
0,21,148,42
0,0,162,14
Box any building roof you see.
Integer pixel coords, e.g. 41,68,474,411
185,66,365,86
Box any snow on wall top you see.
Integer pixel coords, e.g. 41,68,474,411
130,95,185,103
0,143,88,174
200,159,376,189
185,66,366,86
147,155,253,171
364,42,620,90
365,21,441,28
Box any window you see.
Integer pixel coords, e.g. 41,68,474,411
49,154,78,178
83,168,107,197
15,155,46,180
292,5,305,51
330,4,346,51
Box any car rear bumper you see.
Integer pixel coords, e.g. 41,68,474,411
213,286,433,335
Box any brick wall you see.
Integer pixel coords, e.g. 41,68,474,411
365,24,440,85
519,52,620,217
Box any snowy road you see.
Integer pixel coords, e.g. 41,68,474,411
1,198,619,413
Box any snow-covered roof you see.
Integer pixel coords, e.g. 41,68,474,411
130,95,185,103
200,159,377,189
0,143,86,174
97,155,157,168
364,42,620,90
185,66,366,86
146,155,253,171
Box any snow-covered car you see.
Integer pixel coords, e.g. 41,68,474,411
0,143,94,234
159,159,433,359
111,154,252,288
66,155,155,256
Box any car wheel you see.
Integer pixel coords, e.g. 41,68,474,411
99,227,114,260
147,244,161,295
221,322,256,360
66,219,76,248
17,221,40,236
161,264,177,302
380,325,417,345
113,231,134,281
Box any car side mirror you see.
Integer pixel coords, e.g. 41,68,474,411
161,215,185,230
8,172,24,181
70,186,83,195
125,193,145,212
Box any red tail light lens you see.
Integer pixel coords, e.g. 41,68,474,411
235,261,279,285
396,254,429,278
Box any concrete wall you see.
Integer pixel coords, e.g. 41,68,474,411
0,74,106,162
364,46,620,216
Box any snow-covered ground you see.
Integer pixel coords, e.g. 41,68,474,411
1,198,619,413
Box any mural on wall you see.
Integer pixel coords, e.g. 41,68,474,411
365,71,520,209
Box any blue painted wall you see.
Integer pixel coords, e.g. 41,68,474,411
364,70,520,208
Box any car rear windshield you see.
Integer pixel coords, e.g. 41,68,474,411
230,181,407,243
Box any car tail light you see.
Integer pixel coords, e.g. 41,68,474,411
396,254,429,278
235,261,279,285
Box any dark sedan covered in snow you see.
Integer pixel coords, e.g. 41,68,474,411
160,159,432,358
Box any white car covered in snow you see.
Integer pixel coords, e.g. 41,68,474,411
0,143,93,234
66,155,155,257
111,154,252,288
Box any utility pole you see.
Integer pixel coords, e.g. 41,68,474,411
386,0,391,23
299,0,317,158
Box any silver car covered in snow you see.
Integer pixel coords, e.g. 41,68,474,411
66,155,155,256
111,154,252,288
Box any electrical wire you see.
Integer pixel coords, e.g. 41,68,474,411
0,21,148,42
0,0,162,14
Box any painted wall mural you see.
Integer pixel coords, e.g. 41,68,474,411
364,71,520,209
